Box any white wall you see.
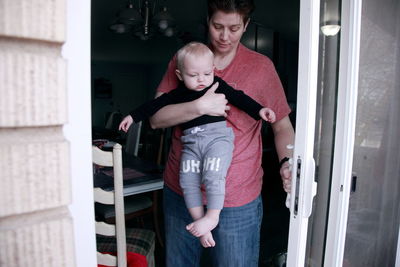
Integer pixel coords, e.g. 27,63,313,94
62,0,97,266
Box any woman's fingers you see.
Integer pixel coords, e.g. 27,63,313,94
198,82,230,116
280,165,292,193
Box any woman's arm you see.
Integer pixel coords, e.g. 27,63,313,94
272,115,295,193
149,82,229,129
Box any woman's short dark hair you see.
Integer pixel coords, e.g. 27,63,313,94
207,0,255,24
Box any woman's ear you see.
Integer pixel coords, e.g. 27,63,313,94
175,69,183,81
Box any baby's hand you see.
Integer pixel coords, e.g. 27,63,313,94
259,108,276,123
118,115,134,132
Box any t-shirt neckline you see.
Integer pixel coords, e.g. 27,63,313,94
214,44,243,76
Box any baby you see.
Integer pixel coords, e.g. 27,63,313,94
119,42,276,247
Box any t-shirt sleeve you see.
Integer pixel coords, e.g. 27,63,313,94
250,57,291,122
269,64,291,121
157,55,180,94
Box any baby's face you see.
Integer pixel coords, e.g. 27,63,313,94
178,54,214,91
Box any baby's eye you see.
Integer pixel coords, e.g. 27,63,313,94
205,72,212,76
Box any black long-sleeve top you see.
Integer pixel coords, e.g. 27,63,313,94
129,76,264,130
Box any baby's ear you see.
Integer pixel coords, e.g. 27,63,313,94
175,69,183,81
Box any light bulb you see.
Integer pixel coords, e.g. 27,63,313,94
158,20,168,30
321,24,341,36
164,28,174,37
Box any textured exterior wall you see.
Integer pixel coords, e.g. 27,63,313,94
0,209,74,266
0,0,65,42
0,0,75,266
0,40,67,127
0,128,70,216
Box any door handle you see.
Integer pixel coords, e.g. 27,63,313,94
291,157,317,217
293,158,301,215
303,157,317,218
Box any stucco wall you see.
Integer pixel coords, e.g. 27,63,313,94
0,0,75,266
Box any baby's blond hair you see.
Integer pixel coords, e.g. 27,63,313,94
176,42,214,71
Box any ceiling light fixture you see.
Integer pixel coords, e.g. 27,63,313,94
109,0,176,40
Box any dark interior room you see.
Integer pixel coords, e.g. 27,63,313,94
91,0,299,266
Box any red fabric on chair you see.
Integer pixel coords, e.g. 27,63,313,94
98,252,148,267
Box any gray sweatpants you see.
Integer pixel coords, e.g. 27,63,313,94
179,121,234,210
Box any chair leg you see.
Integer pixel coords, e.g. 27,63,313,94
152,191,164,247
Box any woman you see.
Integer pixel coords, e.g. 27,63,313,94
150,0,294,266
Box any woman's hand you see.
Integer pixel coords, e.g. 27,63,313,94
280,162,292,193
259,107,276,123
149,82,230,129
196,82,230,117
118,115,133,132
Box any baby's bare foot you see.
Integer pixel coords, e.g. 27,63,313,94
199,232,216,248
186,215,219,237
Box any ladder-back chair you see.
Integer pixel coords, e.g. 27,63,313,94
92,144,155,267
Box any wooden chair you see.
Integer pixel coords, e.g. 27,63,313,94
92,144,155,267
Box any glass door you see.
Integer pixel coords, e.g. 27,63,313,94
302,0,343,266
287,0,363,265
339,0,400,266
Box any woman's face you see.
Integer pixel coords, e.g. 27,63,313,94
208,11,249,55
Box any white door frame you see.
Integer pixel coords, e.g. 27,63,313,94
64,0,323,266
286,0,320,265
63,0,98,266
323,0,362,265
63,0,366,266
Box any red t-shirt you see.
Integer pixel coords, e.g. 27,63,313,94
157,44,291,207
